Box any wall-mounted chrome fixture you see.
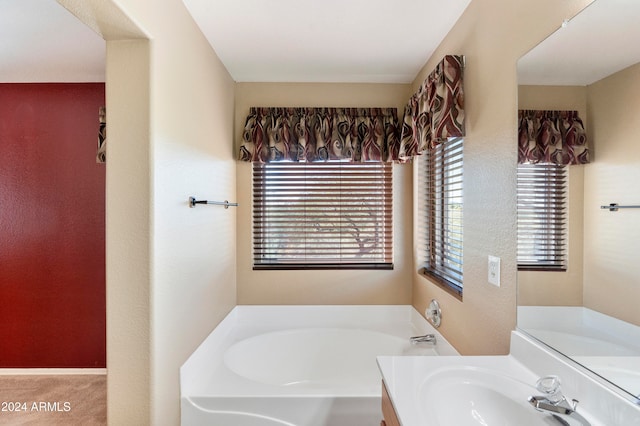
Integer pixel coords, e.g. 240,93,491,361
189,197,238,209
426,299,442,328
409,334,437,345
600,203,640,212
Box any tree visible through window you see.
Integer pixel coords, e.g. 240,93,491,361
252,161,393,270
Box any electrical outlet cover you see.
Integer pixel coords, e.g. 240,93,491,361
488,255,500,287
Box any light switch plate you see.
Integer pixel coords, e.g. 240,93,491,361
488,255,500,287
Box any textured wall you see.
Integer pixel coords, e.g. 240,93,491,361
584,62,640,327
0,83,106,367
60,0,238,423
410,0,593,355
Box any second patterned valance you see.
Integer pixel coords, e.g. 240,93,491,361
398,55,466,160
238,107,400,163
518,110,590,165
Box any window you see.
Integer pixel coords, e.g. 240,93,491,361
252,161,393,269
417,138,463,295
517,163,567,271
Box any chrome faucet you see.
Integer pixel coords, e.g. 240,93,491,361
528,375,591,426
409,334,436,344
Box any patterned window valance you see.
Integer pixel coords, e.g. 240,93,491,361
398,55,465,161
518,110,589,165
96,106,106,163
238,107,400,163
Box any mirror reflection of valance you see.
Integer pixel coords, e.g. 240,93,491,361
96,106,106,164
237,107,400,163
398,55,465,161
518,110,590,165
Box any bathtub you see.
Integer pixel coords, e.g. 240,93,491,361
518,306,640,397
517,306,640,356
180,305,458,426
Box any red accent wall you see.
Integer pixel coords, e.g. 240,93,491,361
0,83,106,368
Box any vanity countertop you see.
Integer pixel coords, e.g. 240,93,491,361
377,355,624,426
376,355,540,426
378,330,640,426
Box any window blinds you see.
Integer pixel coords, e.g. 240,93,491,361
418,138,464,294
252,162,393,269
517,163,567,270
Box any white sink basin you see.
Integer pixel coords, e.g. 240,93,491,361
418,366,557,426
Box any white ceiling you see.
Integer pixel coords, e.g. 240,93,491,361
0,0,472,84
0,0,106,83
4,0,638,87
182,0,472,83
518,0,640,86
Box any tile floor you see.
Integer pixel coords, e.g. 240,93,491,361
0,375,106,425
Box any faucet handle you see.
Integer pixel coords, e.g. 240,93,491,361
570,398,579,411
536,375,564,404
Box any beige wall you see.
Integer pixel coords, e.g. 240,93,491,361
59,0,237,424
146,1,237,423
57,0,604,423
410,0,593,355
584,62,640,327
235,83,414,304
517,85,586,306
104,39,153,425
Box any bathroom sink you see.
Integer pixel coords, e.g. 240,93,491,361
418,366,563,425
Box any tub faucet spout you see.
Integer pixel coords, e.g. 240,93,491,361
410,334,436,344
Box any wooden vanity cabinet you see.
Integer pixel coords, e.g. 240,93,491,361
381,380,401,426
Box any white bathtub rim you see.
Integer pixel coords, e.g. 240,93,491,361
517,306,640,355
181,305,458,398
223,327,434,388
183,397,298,426
182,393,384,426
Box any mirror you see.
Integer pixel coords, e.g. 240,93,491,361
517,0,640,402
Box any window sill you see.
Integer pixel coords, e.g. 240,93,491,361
517,266,567,272
254,263,394,271
418,268,463,301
